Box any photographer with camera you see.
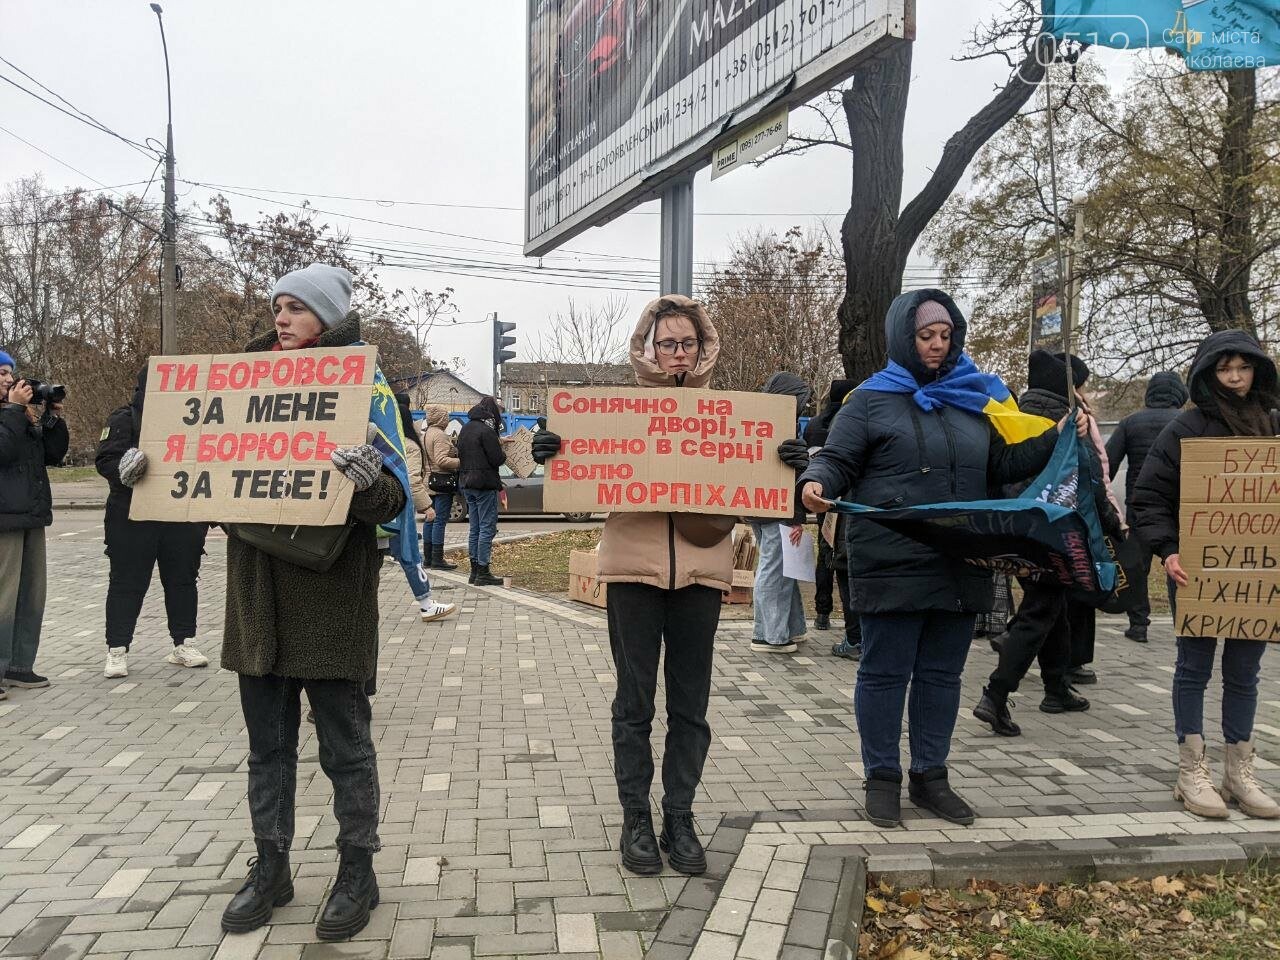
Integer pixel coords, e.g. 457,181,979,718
0,350,69,699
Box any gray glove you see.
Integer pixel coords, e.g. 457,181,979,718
118,448,148,488
331,444,383,492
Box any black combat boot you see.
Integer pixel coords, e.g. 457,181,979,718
908,767,975,825
660,810,706,876
473,563,503,587
317,845,379,941
974,686,1021,737
619,809,662,876
1040,684,1090,714
221,839,293,933
430,544,457,571
467,558,478,584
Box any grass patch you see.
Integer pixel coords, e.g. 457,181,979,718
860,870,1280,960
47,465,101,483
449,528,601,593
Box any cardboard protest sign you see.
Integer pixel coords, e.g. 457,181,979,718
1177,438,1280,641
543,388,795,520
504,426,538,479
128,346,377,525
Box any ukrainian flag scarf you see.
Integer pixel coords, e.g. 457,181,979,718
364,354,421,568
860,354,1054,443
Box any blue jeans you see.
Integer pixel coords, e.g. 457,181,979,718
749,521,805,645
856,611,976,775
1174,636,1265,744
389,531,430,602
428,493,453,546
462,488,499,565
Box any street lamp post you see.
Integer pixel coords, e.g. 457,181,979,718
150,3,178,356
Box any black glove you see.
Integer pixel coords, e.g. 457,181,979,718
777,438,809,471
531,431,563,464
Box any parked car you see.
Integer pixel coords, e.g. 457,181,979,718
450,463,594,523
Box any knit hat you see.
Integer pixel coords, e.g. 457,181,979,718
914,299,953,332
0,349,13,370
1028,349,1090,397
270,264,353,329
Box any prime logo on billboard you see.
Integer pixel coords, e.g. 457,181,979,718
526,0,910,255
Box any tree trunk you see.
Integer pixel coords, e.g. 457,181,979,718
837,43,911,382
1210,68,1257,335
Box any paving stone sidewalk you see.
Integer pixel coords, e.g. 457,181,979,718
3,530,1279,960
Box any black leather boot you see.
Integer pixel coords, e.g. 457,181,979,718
430,544,457,571
974,686,1021,737
660,810,706,876
221,839,293,933
1040,685,1090,714
468,559,478,584
473,563,503,587
619,809,662,876
908,767,975,825
864,769,902,828
317,845,379,941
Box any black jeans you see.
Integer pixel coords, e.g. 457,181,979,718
104,518,207,647
814,561,860,642
1127,538,1154,629
988,578,1072,698
238,674,381,852
607,582,720,814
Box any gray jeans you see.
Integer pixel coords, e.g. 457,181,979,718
750,521,806,645
238,674,381,852
0,527,47,676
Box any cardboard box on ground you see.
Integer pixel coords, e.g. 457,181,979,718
544,387,795,520
128,346,377,525
566,525,759,609
1177,438,1280,641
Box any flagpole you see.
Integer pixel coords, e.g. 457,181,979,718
1043,70,1077,410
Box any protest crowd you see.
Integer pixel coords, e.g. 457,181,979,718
2,274,1279,942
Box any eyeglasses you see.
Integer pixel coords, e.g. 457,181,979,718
655,338,702,356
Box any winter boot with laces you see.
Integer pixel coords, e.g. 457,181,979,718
660,810,706,876
221,839,293,933
974,686,1021,737
1175,734,1229,819
1221,738,1280,819
429,543,457,571
908,767,975,825
1039,684,1090,714
619,809,663,876
468,559,478,584
472,563,504,587
317,845,379,941
864,769,902,828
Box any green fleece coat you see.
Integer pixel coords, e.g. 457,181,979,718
219,313,406,682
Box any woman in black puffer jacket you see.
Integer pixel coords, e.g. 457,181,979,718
1130,329,1280,822
456,397,507,586
799,290,1080,829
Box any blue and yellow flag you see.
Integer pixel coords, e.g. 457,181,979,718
858,356,1055,444
1043,0,1278,71
364,358,422,569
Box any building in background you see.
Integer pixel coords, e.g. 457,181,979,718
499,362,633,415
388,368,486,411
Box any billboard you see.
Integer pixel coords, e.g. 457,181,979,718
1030,255,1064,352
526,0,912,256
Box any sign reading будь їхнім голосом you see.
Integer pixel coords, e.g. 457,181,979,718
127,347,376,526
1177,438,1280,642
526,0,911,256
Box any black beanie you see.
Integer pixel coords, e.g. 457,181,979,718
1028,350,1089,397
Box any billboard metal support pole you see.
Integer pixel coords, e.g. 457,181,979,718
659,175,694,296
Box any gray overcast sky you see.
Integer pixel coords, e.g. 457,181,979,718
1,1,1128,390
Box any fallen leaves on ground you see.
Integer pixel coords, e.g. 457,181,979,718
857,867,1280,959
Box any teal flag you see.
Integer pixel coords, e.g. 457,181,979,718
1043,0,1279,71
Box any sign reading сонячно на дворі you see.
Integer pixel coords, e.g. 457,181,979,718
127,346,376,526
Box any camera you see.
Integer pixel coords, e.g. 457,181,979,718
23,379,67,405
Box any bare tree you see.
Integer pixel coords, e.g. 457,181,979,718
389,285,457,376
758,1,1061,382
526,297,630,382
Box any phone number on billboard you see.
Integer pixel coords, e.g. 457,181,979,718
723,0,852,82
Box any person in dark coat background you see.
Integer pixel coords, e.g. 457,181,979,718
804,379,861,658
799,291,1077,829
96,366,210,679
456,396,508,586
1130,329,1280,821
1104,371,1188,642
973,351,1124,738
0,349,68,696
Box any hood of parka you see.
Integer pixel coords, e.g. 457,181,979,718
629,294,720,388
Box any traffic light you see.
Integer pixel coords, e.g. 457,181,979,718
493,315,517,367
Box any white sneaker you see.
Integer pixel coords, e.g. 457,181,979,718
166,644,209,668
420,600,457,623
104,647,129,679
